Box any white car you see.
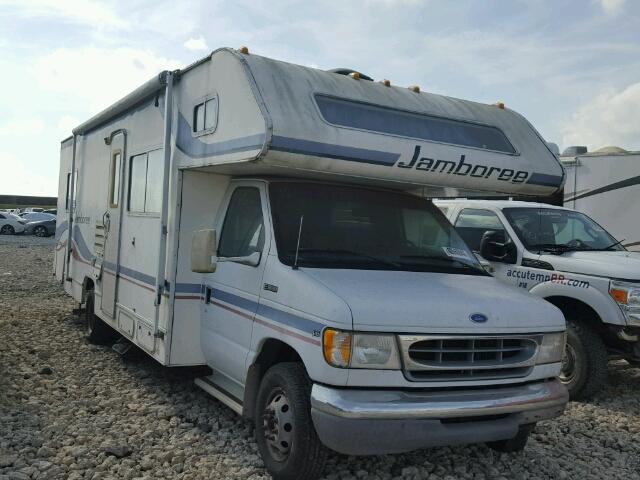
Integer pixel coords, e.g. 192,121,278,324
0,212,26,235
20,212,56,223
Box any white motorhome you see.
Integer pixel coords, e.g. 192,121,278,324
437,199,640,400
562,146,640,251
55,48,568,480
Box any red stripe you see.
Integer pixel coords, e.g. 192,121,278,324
68,240,318,346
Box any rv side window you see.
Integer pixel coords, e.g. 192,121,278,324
65,173,71,211
193,96,219,133
454,208,509,251
128,149,163,214
194,104,205,132
315,94,516,154
218,188,265,259
109,152,121,207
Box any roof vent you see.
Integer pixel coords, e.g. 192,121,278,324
328,68,374,81
593,146,628,154
562,146,588,156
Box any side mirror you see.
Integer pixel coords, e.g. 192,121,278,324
479,231,517,264
218,251,261,267
191,229,217,273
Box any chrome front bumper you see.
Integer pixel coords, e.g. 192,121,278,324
310,379,568,455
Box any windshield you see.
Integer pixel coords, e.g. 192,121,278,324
503,207,624,253
268,182,486,275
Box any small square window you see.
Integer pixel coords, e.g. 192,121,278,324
204,97,218,130
194,103,205,132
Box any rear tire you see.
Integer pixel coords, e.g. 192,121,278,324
254,362,328,480
34,226,47,237
0,225,15,235
487,424,534,453
560,320,608,400
84,291,116,345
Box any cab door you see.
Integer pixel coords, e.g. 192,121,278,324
100,139,125,318
201,182,270,387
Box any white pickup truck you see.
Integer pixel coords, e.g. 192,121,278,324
437,199,640,399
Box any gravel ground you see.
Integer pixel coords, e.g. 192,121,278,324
1,236,640,480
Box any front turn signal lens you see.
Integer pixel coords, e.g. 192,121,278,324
610,287,629,304
323,329,351,368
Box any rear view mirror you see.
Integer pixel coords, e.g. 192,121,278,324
191,229,217,273
480,231,517,264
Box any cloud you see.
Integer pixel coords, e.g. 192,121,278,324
184,36,209,51
561,81,640,151
32,47,181,114
0,117,45,136
598,0,626,15
0,152,57,196
0,0,127,30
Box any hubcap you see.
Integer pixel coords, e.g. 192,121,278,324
262,389,293,461
560,344,577,383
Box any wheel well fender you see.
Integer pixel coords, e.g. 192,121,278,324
243,338,302,421
529,281,625,327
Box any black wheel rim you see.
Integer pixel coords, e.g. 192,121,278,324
35,227,45,237
1,225,11,234
262,388,294,462
560,344,577,384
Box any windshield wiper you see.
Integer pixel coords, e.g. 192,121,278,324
601,238,626,251
398,254,478,269
297,248,402,268
529,243,584,254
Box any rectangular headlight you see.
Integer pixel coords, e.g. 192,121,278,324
536,332,566,365
610,281,640,326
351,333,401,369
322,329,401,370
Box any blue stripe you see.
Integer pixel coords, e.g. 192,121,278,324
270,135,400,166
527,172,563,187
55,221,68,240
68,229,322,333
209,286,324,334
256,302,324,334
175,283,204,294
212,287,258,314
73,225,94,261
176,113,265,159
119,264,156,286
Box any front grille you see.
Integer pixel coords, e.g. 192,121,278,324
399,335,540,382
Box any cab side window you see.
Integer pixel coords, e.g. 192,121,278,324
454,208,509,251
218,188,265,258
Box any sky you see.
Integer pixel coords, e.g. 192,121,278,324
0,0,639,196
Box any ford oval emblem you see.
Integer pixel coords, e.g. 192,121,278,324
469,313,488,323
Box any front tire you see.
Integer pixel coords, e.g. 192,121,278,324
0,225,15,235
254,363,328,480
487,424,534,453
560,320,608,400
84,291,116,345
